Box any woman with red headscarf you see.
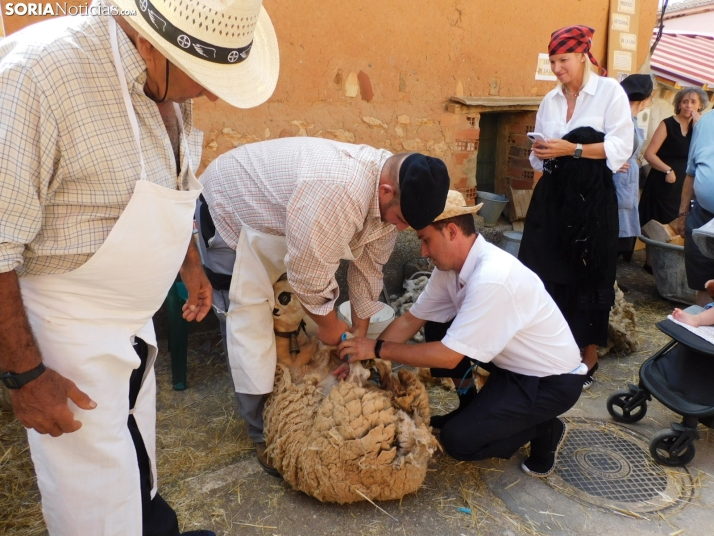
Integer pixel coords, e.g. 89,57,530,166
519,25,632,390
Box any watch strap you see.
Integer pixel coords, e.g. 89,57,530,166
1,362,46,389
374,339,385,360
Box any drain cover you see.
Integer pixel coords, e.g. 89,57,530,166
547,418,694,515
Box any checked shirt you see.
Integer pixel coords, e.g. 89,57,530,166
200,137,397,319
0,10,202,277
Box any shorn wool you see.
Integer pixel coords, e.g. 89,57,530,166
264,278,438,503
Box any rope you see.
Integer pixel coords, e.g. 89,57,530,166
456,361,480,395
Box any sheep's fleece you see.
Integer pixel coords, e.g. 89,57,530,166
264,280,438,503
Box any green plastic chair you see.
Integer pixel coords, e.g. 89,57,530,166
166,281,190,391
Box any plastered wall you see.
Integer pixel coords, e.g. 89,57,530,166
192,0,657,182
2,0,659,184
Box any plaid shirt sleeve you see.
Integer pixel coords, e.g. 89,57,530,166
0,63,56,273
285,179,367,316
347,227,397,319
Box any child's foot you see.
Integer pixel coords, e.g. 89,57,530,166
672,308,699,327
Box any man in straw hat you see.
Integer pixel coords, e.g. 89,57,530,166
0,0,278,534
339,191,585,476
196,139,450,475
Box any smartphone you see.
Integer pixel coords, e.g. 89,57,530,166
527,132,549,144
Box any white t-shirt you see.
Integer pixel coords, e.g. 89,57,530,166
529,74,632,173
409,235,582,377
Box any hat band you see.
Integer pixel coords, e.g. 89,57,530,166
135,0,253,65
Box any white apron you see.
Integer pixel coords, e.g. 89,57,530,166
226,226,363,394
18,18,201,536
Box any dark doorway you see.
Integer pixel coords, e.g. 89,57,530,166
476,113,499,193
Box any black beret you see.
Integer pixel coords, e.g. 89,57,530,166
620,74,653,102
398,154,450,230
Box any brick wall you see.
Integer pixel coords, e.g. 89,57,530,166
506,113,541,190
442,108,549,196
442,113,480,190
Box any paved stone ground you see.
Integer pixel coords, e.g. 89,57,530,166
157,249,714,536
3,249,714,536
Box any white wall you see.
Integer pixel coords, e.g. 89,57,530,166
664,11,714,34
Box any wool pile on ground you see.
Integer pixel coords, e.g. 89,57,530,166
417,367,455,391
264,358,438,504
390,274,430,342
599,282,639,357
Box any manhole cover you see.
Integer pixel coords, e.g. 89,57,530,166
546,418,694,515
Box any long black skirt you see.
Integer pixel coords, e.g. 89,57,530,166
519,172,618,348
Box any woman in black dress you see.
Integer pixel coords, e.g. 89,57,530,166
639,88,708,270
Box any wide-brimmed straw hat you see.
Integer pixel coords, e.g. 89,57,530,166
433,190,482,222
107,0,279,108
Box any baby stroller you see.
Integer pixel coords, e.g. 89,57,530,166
606,309,714,466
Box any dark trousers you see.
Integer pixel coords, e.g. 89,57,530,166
685,200,714,290
130,338,181,536
425,320,583,461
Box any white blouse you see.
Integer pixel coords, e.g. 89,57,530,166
529,74,633,172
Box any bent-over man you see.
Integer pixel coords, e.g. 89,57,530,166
339,191,585,475
196,137,450,474
0,0,279,534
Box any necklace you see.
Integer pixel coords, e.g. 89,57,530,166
563,87,580,99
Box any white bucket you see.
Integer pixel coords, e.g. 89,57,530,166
337,301,396,339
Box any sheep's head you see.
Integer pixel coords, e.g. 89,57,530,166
273,276,305,333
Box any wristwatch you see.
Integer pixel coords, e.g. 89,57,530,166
1,362,46,389
374,339,385,360
665,168,673,175
573,143,583,158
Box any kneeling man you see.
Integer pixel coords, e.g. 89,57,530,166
339,191,585,475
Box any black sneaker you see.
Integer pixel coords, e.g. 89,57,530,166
582,362,598,391
521,418,567,477
430,388,475,429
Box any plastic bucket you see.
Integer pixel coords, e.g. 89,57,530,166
498,231,523,257
639,235,696,305
337,301,395,339
476,191,509,227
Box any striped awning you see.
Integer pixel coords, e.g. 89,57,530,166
650,31,714,89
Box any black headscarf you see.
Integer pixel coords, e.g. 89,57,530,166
543,127,614,280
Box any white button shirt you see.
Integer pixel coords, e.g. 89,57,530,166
409,235,581,377
529,74,632,173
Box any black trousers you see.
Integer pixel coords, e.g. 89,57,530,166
130,338,181,536
425,320,583,461
685,200,714,290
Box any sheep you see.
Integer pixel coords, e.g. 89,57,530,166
264,276,439,504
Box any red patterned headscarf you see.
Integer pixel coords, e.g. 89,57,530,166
548,25,607,76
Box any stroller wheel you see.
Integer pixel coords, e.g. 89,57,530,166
607,389,647,423
649,429,696,466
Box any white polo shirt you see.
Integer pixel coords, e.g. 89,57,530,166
409,235,582,377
